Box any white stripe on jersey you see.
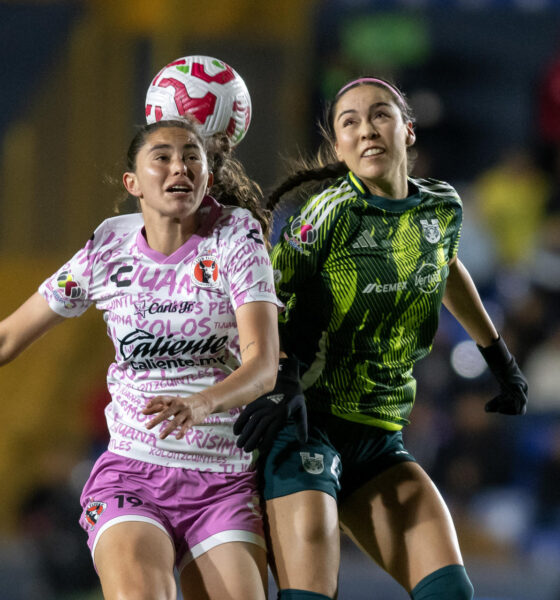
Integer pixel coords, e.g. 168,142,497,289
411,177,460,200
300,182,355,230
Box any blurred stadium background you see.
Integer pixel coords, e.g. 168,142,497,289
1,1,560,598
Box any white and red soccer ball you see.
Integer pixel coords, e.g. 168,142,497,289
145,55,252,146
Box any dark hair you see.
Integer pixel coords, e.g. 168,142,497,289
267,77,415,212
121,117,271,242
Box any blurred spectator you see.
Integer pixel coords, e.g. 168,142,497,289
18,447,99,599
523,324,560,413
472,147,551,269
532,151,560,298
534,422,560,528
432,390,515,507
537,50,560,174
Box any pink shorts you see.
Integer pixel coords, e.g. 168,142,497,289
79,451,265,571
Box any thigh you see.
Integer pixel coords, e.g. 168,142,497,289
266,490,340,598
180,541,267,600
95,521,176,600
339,461,463,593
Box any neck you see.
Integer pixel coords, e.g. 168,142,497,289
142,214,199,256
364,178,408,200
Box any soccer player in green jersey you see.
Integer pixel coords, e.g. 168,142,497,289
235,77,528,600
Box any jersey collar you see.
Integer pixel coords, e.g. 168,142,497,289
136,195,222,264
346,172,421,212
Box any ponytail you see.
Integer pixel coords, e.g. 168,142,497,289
267,161,347,211
206,133,271,243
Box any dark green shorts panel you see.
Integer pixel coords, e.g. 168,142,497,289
260,412,416,504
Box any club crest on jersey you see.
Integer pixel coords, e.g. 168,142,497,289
192,255,219,288
84,499,107,530
300,452,324,474
420,219,441,243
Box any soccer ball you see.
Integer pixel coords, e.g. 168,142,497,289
145,55,252,146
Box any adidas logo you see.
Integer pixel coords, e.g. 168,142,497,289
352,230,377,249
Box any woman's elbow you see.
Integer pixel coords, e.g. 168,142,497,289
261,352,280,393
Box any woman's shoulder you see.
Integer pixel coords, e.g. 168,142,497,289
90,213,143,240
213,202,263,232
297,176,355,219
409,176,462,205
80,213,144,255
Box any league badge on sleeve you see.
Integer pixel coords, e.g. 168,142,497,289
54,270,84,308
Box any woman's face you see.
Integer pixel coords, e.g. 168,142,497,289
123,127,213,223
332,84,415,197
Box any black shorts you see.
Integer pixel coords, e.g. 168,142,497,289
260,411,416,504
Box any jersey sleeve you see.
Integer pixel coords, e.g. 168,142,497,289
270,188,340,303
38,222,108,317
221,212,282,311
449,221,462,260
446,188,463,261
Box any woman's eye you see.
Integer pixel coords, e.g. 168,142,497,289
343,119,355,127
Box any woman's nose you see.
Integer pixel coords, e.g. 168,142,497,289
360,121,378,139
173,159,188,174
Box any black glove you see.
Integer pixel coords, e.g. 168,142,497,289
234,357,308,453
477,336,528,415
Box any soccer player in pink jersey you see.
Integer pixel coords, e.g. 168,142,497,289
0,117,281,600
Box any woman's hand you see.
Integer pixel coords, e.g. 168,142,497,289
142,393,213,439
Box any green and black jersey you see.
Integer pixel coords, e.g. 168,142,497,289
271,172,462,430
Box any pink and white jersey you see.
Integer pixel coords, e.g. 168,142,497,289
39,196,281,473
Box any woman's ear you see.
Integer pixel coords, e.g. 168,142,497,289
206,172,214,191
334,141,344,162
123,172,141,197
405,122,416,147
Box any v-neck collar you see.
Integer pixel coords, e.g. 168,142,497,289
135,195,222,264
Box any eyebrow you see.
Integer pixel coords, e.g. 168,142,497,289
336,102,392,121
148,143,201,152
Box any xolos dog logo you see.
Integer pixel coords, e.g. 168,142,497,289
84,499,107,530
193,255,219,288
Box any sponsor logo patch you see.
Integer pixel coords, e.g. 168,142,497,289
283,231,310,255
415,263,442,293
352,230,378,249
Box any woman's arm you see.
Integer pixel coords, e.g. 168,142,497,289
0,292,66,366
442,256,498,346
143,300,280,439
443,256,527,415
203,300,280,412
